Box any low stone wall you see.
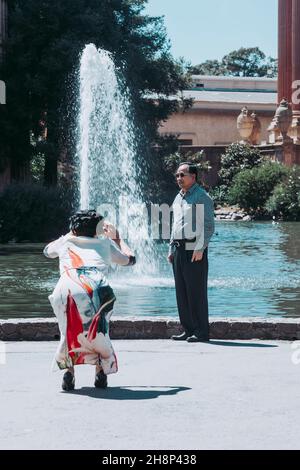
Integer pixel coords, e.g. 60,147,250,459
1,318,300,341
214,207,252,222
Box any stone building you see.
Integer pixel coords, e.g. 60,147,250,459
159,0,300,185
158,75,278,186
159,75,277,146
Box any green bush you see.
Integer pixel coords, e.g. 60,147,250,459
227,162,288,213
0,184,73,243
209,185,228,207
265,166,300,221
219,142,263,190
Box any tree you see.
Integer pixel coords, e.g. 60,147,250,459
265,57,278,78
188,60,226,76
189,47,278,78
0,183,72,242
0,0,189,186
222,47,276,77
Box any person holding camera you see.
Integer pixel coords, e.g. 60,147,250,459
43,210,136,391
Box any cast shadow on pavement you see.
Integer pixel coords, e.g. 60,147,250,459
208,340,278,348
66,386,191,400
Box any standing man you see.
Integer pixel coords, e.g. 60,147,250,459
168,162,215,342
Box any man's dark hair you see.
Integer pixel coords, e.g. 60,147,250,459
179,162,198,178
70,210,103,237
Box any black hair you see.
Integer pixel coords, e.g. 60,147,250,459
70,210,103,237
178,162,198,178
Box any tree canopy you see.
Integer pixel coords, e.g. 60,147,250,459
189,47,278,78
0,0,189,185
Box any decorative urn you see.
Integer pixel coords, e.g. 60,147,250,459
274,99,292,142
237,107,254,143
250,112,261,145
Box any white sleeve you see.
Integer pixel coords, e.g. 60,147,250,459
43,233,71,259
109,240,130,266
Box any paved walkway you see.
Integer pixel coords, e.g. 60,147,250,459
1,340,300,450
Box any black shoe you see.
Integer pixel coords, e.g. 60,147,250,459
187,335,209,343
171,332,190,341
94,370,108,389
62,371,75,391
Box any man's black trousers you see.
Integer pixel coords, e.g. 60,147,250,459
172,246,209,338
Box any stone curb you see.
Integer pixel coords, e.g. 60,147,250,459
1,318,300,341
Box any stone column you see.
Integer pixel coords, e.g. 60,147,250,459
0,0,7,61
278,0,293,104
290,0,300,144
269,0,293,143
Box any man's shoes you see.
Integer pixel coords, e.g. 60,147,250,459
94,370,108,389
171,332,190,341
62,371,75,391
187,335,209,343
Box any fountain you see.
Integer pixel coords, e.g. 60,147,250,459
77,44,157,276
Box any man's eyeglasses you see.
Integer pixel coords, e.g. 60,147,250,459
175,172,189,178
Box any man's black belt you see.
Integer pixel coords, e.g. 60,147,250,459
171,237,196,247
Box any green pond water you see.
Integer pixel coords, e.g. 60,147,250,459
0,221,299,319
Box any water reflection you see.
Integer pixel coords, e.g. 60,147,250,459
269,223,300,317
277,222,300,263
0,244,56,318
0,222,299,319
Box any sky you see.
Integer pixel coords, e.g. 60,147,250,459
145,0,278,65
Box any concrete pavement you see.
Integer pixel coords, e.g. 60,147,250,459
1,339,300,450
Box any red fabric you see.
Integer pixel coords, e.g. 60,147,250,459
87,312,100,342
66,293,84,363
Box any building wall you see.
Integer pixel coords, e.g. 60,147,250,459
159,108,274,146
190,75,277,92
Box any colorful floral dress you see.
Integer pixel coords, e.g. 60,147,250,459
44,234,130,374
